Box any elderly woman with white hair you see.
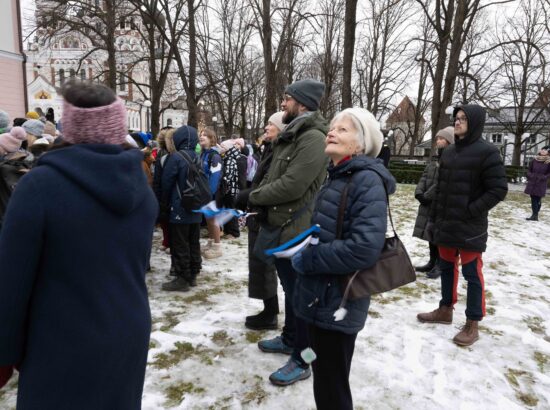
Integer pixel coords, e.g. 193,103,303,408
291,107,396,410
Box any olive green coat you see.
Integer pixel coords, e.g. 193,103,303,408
249,111,329,244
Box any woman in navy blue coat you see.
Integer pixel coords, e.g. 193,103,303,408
292,107,396,410
0,82,157,409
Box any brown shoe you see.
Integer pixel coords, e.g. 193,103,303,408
453,319,479,346
417,305,453,324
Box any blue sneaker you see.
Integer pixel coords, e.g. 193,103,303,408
269,358,311,386
258,336,293,354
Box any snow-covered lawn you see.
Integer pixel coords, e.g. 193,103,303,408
1,184,549,409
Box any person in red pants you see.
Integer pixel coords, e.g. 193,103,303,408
417,104,507,346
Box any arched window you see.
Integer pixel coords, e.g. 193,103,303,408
120,17,126,30
70,69,76,78
119,72,126,92
80,69,86,80
167,118,173,126
59,68,65,85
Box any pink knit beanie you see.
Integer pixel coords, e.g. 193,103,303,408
0,127,27,155
61,98,127,145
233,138,245,149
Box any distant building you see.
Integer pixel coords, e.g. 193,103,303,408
25,0,187,131
385,96,426,157
0,0,27,120
483,102,550,166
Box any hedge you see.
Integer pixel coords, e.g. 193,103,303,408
387,162,528,184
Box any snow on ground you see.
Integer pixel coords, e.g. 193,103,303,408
1,184,549,409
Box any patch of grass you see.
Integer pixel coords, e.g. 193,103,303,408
505,368,528,388
369,310,381,319
535,274,550,281
182,287,223,303
159,310,183,332
523,316,546,334
151,341,195,369
208,396,233,410
163,382,205,408
486,307,496,315
478,325,503,337
534,351,549,373
485,290,494,301
245,331,264,343
149,340,158,349
241,375,269,406
372,294,404,305
211,330,234,347
516,392,538,407
397,285,422,298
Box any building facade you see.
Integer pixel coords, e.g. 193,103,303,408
26,0,186,131
0,0,27,120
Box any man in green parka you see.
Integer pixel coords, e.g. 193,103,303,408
249,79,328,386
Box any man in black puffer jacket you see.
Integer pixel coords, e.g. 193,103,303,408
417,104,507,347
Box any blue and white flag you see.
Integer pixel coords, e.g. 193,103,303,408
264,225,321,259
193,201,256,226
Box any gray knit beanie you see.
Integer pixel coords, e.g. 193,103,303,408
23,119,45,137
285,79,325,111
0,110,9,130
436,126,455,145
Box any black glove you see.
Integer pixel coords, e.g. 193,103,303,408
415,193,430,206
253,206,268,223
235,188,252,211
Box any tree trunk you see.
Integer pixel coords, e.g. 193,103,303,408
262,0,278,120
341,0,357,109
187,0,198,128
104,0,117,90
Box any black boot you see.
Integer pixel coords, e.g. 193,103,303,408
189,273,198,287
427,264,442,279
526,213,539,221
245,296,279,330
415,259,435,272
161,277,190,292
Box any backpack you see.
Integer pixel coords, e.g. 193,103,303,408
175,150,212,212
0,159,31,226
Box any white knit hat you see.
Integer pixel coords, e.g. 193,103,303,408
338,107,383,157
267,111,285,131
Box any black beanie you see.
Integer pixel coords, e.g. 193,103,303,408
285,79,326,111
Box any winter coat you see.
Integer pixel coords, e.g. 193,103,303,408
293,156,396,334
200,148,222,196
161,127,202,224
413,154,440,242
524,158,550,197
433,105,508,252
248,111,329,244
0,144,157,410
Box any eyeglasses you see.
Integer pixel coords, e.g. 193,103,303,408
454,115,468,124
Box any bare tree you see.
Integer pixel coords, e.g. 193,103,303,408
248,0,313,119
197,0,256,137
341,0,358,108
491,0,550,165
414,0,515,139
36,0,137,90
354,0,413,119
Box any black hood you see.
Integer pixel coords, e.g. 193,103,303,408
38,144,150,215
453,104,486,147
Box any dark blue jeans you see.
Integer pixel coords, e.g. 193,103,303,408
275,258,309,364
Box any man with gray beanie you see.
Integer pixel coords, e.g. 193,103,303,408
413,126,454,279
248,79,328,386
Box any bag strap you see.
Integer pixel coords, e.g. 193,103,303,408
281,200,313,229
368,168,397,237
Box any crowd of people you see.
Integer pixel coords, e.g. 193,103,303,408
0,77,546,409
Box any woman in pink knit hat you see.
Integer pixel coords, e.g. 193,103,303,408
0,81,157,409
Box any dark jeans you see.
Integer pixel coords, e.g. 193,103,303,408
439,246,485,321
531,195,542,214
274,258,309,364
221,193,240,237
309,325,357,410
169,223,201,280
247,220,277,300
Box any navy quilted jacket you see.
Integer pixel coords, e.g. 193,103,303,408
294,155,396,334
